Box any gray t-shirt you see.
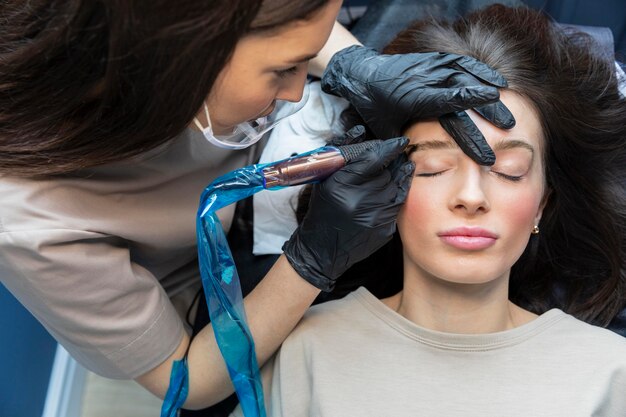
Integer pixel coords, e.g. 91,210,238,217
0,128,252,378
233,287,626,416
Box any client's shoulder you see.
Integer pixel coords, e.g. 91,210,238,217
283,287,377,345
554,310,626,355
300,289,366,327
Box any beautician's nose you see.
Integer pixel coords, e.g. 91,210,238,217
449,165,490,215
276,70,307,103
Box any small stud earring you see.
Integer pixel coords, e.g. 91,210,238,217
531,225,540,235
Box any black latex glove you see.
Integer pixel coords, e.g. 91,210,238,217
326,124,367,147
282,135,414,292
321,45,516,165
438,110,500,165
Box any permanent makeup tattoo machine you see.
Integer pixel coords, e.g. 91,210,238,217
260,140,383,188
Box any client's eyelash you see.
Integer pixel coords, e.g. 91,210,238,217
275,66,298,78
494,172,523,182
416,171,444,177
416,171,523,181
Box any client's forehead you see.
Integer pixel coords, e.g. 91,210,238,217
403,90,544,153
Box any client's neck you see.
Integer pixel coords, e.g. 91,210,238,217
382,267,536,334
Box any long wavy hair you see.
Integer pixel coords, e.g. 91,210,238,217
303,4,626,326
0,0,329,177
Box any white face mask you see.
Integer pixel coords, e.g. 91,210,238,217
193,83,310,150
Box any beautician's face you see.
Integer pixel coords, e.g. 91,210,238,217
200,0,342,135
398,90,546,286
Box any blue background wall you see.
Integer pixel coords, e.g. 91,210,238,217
524,0,626,58
0,284,57,417
346,0,626,57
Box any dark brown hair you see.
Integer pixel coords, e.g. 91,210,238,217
306,5,626,325
250,0,330,33
0,0,329,177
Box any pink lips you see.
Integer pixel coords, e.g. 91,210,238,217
438,227,498,250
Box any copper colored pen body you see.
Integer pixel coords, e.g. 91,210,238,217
261,141,382,189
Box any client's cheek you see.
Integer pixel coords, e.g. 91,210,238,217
397,189,439,236
501,189,543,233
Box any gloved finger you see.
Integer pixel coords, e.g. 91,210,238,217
341,125,367,145
344,136,410,179
452,55,508,88
444,72,516,129
391,160,415,206
328,125,366,147
331,162,393,194
387,146,408,174
473,101,516,129
326,170,396,224
359,158,413,222
321,45,378,95
417,85,501,115
439,111,496,166
353,162,413,228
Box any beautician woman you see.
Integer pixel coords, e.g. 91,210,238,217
0,0,513,409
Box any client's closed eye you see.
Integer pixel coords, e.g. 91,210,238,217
490,171,524,182
416,171,446,177
489,151,533,182
410,148,456,177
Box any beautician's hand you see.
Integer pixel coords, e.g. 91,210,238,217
282,135,414,292
321,45,515,165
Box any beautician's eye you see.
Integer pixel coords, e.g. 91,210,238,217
275,66,299,78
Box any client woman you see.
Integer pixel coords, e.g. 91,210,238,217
235,4,626,416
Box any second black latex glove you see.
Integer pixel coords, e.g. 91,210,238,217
282,136,414,292
322,45,516,165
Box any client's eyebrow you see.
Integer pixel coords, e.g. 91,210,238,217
407,138,535,156
406,140,457,155
492,139,535,154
